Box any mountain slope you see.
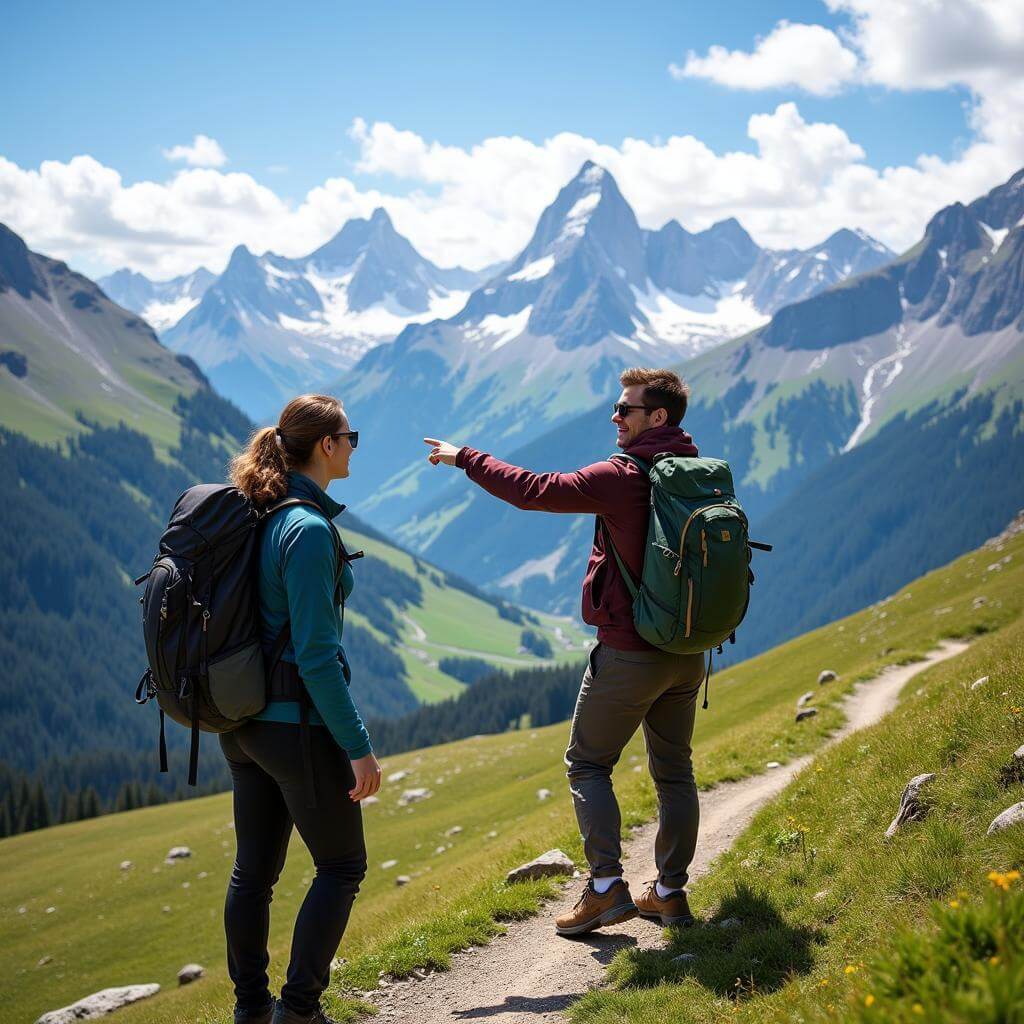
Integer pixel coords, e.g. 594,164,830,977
333,162,891,525
98,266,214,332
160,209,477,418
0,223,209,448
397,168,1024,629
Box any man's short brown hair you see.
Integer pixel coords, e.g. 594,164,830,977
619,367,690,425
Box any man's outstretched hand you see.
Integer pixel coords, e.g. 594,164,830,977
424,437,460,467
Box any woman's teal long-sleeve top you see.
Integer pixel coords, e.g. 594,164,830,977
252,472,372,759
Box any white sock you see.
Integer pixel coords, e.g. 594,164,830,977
592,875,621,894
656,881,681,899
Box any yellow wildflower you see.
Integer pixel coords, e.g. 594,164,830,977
865,994,876,1007
844,965,857,975
990,956,1000,966
913,1004,924,1016
949,899,959,908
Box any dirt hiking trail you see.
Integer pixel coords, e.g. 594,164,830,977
367,641,968,1023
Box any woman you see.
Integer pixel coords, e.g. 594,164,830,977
224,393,382,1024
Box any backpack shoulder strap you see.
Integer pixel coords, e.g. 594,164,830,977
608,452,652,474
596,516,640,601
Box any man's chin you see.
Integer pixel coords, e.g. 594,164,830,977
615,434,629,449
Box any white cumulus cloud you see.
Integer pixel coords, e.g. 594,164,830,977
672,21,859,96
162,134,228,168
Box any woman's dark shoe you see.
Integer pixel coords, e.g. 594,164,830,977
235,999,275,1024
271,1002,340,1024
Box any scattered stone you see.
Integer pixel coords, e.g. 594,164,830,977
999,745,1024,787
987,801,1024,836
37,956,52,967
395,875,412,887
970,676,989,691
795,708,818,723
632,765,643,772
387,770,410,784
885,773,936,839
119,861,133,871
35,984,160,1024
45,907,56,914
797,691,815,708
817,670,838,685
719,917,742,929
177,964,204,986
537,788,553,801
165,846,191,863
672,953,697,963
973,596,988,608
398,788,433,807
506,849,575,883
445,826,463,836
813,890,829,901
766,762,781,769
381,859,398,870
161,906,171,914
362,795,379,806
410,967,430,981
486,830,498,839
17,906,26,914
434,846,447,855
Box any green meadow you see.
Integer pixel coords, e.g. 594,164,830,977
3,525,1022,1024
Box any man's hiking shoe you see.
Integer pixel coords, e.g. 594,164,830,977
271,1003,339,1024
635,881,695,926
554,879,638,936
235,1000,275,1024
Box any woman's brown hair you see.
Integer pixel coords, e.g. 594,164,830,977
230,394,345,506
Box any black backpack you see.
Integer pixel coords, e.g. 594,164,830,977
134,484,355,791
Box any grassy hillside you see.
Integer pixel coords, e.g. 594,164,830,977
344,523,589,703
4,517,1022,1023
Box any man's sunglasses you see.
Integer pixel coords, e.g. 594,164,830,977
330,430,359,449
612,402,654,417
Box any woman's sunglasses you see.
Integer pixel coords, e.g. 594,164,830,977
330,430,359,449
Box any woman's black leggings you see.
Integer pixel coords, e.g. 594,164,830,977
220,721,366,1016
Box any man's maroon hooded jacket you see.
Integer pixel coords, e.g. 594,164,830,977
456,424,698,651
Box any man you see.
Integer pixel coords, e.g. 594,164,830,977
425,367,705,936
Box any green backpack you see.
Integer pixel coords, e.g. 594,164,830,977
601,453,770,704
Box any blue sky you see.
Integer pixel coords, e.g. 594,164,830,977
2,0,971,198
1,0,1018,278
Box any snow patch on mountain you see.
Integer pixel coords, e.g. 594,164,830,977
631,280,768,351
140,294,203,332
508,255,555,282
464,306,533,350
498,543,570,588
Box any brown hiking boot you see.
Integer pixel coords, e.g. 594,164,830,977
554,879,638,936
635,880,695,926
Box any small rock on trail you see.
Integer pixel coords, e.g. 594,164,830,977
177,963,204,985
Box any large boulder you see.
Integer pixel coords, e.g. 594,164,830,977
35,984,160,1024
987,801,1024,835
817,670,838,685
885,773,936,839
796,691,815,708
795,707,818,723
506,849,575,883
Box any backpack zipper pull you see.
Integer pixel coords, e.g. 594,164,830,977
202,609,210,632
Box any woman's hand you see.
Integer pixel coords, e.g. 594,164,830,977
349,752,383,801
424,437,459,467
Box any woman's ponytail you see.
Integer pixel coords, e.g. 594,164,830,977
230,394,345,507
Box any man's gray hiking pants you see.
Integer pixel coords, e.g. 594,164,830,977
565,642,706,889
